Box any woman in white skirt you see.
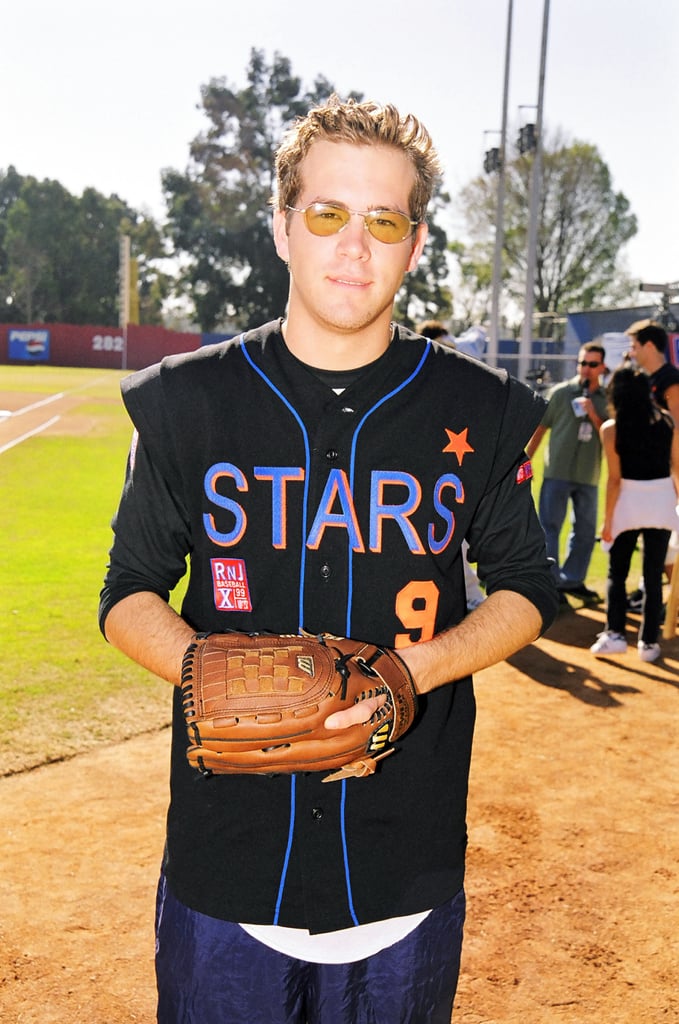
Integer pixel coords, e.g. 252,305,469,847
591,366,679,662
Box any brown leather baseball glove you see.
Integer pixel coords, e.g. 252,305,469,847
180,631,418,783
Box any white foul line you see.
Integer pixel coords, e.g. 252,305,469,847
0,415,61,454
13,392,65,416
0,374,110,452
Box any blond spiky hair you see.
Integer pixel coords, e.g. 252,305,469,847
273,94,442,225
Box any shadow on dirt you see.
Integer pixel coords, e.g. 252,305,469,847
505,603,679,705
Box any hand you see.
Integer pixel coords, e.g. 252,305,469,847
324,693,387,731
180,632,417,780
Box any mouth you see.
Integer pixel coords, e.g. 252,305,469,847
330,275,370,288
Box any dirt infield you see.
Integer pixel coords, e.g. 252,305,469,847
0,601,676,1023
0,384,107,452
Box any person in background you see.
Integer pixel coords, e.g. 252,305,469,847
526,341,608,604
624,319,679,611
590,365,679,662
416,318,456,349
626,319,679,419
453,325,488,361
416,319,486,610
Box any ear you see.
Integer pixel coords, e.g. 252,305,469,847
406,223,428,272
272,209,291,264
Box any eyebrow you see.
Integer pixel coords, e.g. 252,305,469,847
310,197,411,216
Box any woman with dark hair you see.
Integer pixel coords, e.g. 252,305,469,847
590,365,679,662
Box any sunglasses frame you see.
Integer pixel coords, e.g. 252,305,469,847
286,202,418,244
578,360,603,368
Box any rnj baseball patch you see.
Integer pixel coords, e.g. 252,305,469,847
211,558,253,612
515,459,533,485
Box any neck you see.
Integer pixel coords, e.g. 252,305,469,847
645,350,665,372
281,312,395,371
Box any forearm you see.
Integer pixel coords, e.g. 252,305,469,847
103,591,194,686
525,425,546,459
585,400,604,432
603,479,621,534
398,590,542,695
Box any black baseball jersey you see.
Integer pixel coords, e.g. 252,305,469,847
100,320,557,933
650,361,679,410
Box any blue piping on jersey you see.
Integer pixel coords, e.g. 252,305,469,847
340,779,360,925
344,341,432,637
273,775,297,925
240,338,311,632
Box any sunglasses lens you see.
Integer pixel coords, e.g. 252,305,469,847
297,203,415,243
303,204,351,236
364,211,414,243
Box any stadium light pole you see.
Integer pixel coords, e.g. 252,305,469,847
639,281,679,332
488,0,514,369
520,0,551,384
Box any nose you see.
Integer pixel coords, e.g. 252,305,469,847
336,213,371,259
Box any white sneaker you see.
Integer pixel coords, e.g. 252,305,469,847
638,642,661,663
590,631,627,656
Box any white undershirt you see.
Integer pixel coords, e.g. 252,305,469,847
240,910,431,964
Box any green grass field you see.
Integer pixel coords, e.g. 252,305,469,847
0,366,173,772
0,363,621,775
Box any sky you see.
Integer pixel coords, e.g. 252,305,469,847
3,0,678,299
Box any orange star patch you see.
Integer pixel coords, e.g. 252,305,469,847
443,427,475,464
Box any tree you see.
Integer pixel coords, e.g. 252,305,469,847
162,50,357,331
2,177,75,321
454,131,638,332
446,241,494,334
0,168,167,325
394,185,453,328
0,166,24,289
163,49,453,332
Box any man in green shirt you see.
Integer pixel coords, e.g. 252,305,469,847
526,341,608,601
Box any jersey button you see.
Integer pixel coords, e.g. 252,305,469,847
325,448,338,461
311,807,324,820
320,563,332,580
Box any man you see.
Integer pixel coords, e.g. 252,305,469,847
626,319,679,603
100,96,557,1023
526,341,608,602
626,319,679,422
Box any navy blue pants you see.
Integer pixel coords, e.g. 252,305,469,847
155,875,465,1023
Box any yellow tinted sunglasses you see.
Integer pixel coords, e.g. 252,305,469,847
286,202,418,244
